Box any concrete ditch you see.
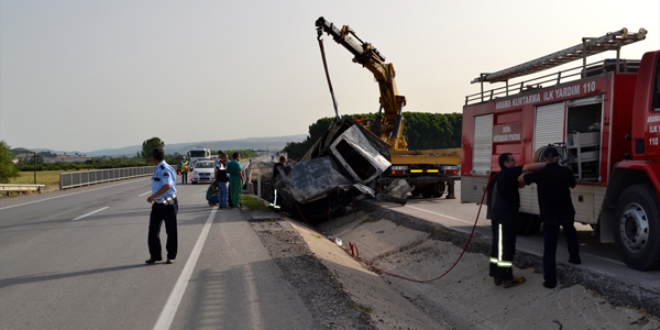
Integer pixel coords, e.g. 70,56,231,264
246,189,660,328
359,202,660,318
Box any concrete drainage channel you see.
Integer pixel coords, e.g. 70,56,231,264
250,203,659,329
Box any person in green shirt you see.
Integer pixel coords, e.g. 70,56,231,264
226,152,244,208
206,182,219,207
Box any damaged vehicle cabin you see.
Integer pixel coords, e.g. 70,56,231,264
273,117,429,224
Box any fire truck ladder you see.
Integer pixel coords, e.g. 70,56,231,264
469,28,647,103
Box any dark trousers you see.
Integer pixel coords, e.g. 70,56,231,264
542,217,580,286
490,210,518,281
148,200,178,260
181,173,187,184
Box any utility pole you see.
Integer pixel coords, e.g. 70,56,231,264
33,152,37,184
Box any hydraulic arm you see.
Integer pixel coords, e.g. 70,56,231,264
316,17,408,150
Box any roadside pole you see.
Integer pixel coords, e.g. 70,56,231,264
33,152,36,184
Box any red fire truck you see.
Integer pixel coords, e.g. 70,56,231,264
461,28,660,270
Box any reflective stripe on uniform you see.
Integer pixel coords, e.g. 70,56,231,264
489,257,498,264
497,261,513,267
497,223,512,268
498,224,503,262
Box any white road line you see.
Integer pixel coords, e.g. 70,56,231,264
139,191,151,197
153,208,217,330
406,205,478,226
0,179,148,211
72,207,110,221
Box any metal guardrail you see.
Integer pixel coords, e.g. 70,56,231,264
60,166,155,190
0,184,46,194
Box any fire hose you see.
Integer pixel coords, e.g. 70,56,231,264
344,175,495,283
290,174,495,283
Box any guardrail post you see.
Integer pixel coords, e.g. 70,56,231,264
257,175,262,198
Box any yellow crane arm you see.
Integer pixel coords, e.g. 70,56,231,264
315,17,407,150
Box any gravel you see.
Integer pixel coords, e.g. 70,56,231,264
251,220,376,330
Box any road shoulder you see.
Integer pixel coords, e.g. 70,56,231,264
250,217,376,329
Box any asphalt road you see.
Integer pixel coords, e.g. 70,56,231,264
3,169,657,329
0,176,314,330
373,183,660,291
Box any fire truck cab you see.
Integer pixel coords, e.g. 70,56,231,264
461,28,660,270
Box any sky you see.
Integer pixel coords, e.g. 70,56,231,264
1,0,658,152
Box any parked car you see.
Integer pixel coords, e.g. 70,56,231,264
191,160,215,184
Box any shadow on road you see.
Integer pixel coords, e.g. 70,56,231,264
0,264,147,289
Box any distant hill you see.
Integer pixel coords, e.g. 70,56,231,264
11,148,59,160
24,134,307,157
165,134,307,155
10,147,34,157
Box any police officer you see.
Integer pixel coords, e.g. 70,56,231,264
519,147,580,289
490,153,545,288
146,147,178,264
180,156,189,184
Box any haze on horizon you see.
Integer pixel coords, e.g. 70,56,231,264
1,0,658,152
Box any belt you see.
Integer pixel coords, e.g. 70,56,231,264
155,195,177,205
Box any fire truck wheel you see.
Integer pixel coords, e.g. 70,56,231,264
516,213,541,235
615,184,660,270
432,182,445,198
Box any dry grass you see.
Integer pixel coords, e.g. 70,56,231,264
240,195,268,211
9,170,77,186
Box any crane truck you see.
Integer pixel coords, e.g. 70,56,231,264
315,17,461,199
460,27,660,270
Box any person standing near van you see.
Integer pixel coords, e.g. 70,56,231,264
227,152,244,208
146,147,178,265
214,153,229,209
180,156,189,184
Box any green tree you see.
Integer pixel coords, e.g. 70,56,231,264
141,137,165,163
0,140,21,183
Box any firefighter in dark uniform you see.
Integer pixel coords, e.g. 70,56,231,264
519,147,581,288
145,147,178,265
490,153,545,287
